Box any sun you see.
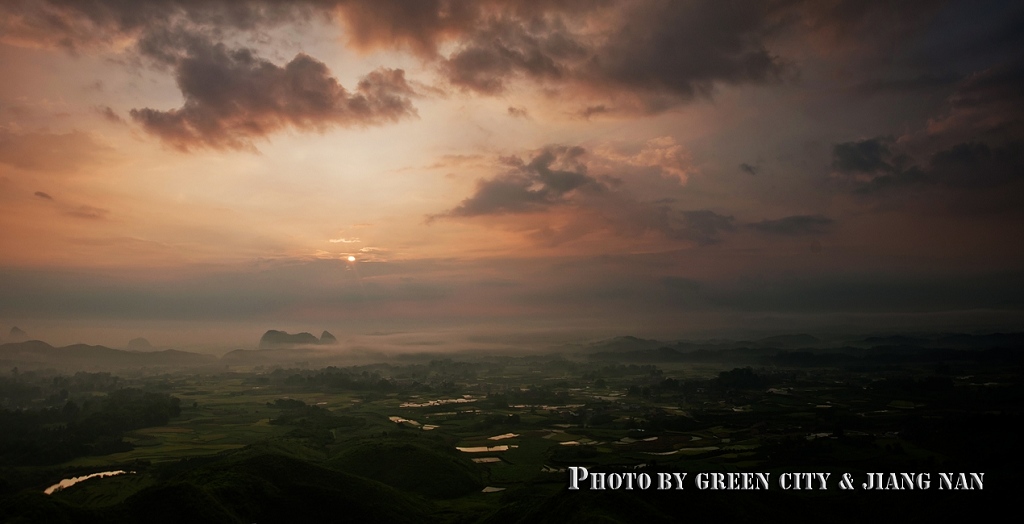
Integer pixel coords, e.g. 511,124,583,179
347,256,356,262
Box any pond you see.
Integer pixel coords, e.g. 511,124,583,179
456,445,517,453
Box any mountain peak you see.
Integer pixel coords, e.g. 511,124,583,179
320,331,338,345
8,326,28,342
128,337,153,351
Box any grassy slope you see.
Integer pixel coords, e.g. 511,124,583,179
327,438,484,499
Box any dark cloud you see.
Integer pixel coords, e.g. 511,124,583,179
0,2,780,112
2,0,959,117
882,1,1024,80
96,105,124,124
928,141,1023,187
1,2,420,149
748,215,834,235
432,144,735,245
928,56,1024,145
8,1,988,108
858,141,1024,194
854,72,961,96
435,1,793,110
831,136,897,174
834,55,1024,202
441,15,585,94
33,191,53,200
369,0,979,114
588,1,791,104
0,1,606,57
434,145,601,218
739,162,758,175
678,210,735,245
129,37,417,151
0,0,319,51
948,57,1024,113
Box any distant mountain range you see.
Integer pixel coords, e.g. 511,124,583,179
580,332,1024,365
0,329,345,372
2,330,1020,372
0,340,217,371
583,332,1024,354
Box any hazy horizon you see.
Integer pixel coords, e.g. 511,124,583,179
4,316,1024,356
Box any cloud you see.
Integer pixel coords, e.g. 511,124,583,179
335,0,609,58
65,205,109,220
856,141,1024,194
748,215,834,235
354,0,956,116
583,136,694,188
5,1,980,118
129,37,418,151
585,1,791,103
831,56,1024,208
420,154,488,173
0,0,317,51
434,1,794,111
925,56,1024,146
521,196,735,247
5,2,785,113
677,210,735,245
435,145,601,218
441,15,584,94
355,246,392,262
1,3,425,149
854,72,961,96
622,136,692,182
33,191,53,200
831,136,897,175
430,142,735,246
2,0,946,118
96,105,124,124
507,105,529,118
334,0,478,57
739,163,758,176
831,136,1024,203
578,105,610,119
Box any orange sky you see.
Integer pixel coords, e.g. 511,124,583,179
2,1,1023,349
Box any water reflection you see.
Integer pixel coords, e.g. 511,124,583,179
44,470,133,495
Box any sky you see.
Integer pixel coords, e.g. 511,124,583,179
1,0,1023,349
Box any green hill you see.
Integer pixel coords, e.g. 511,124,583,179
328,438,484,499
123,451,428,523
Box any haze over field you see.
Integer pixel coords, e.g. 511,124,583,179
2,0,1023,347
